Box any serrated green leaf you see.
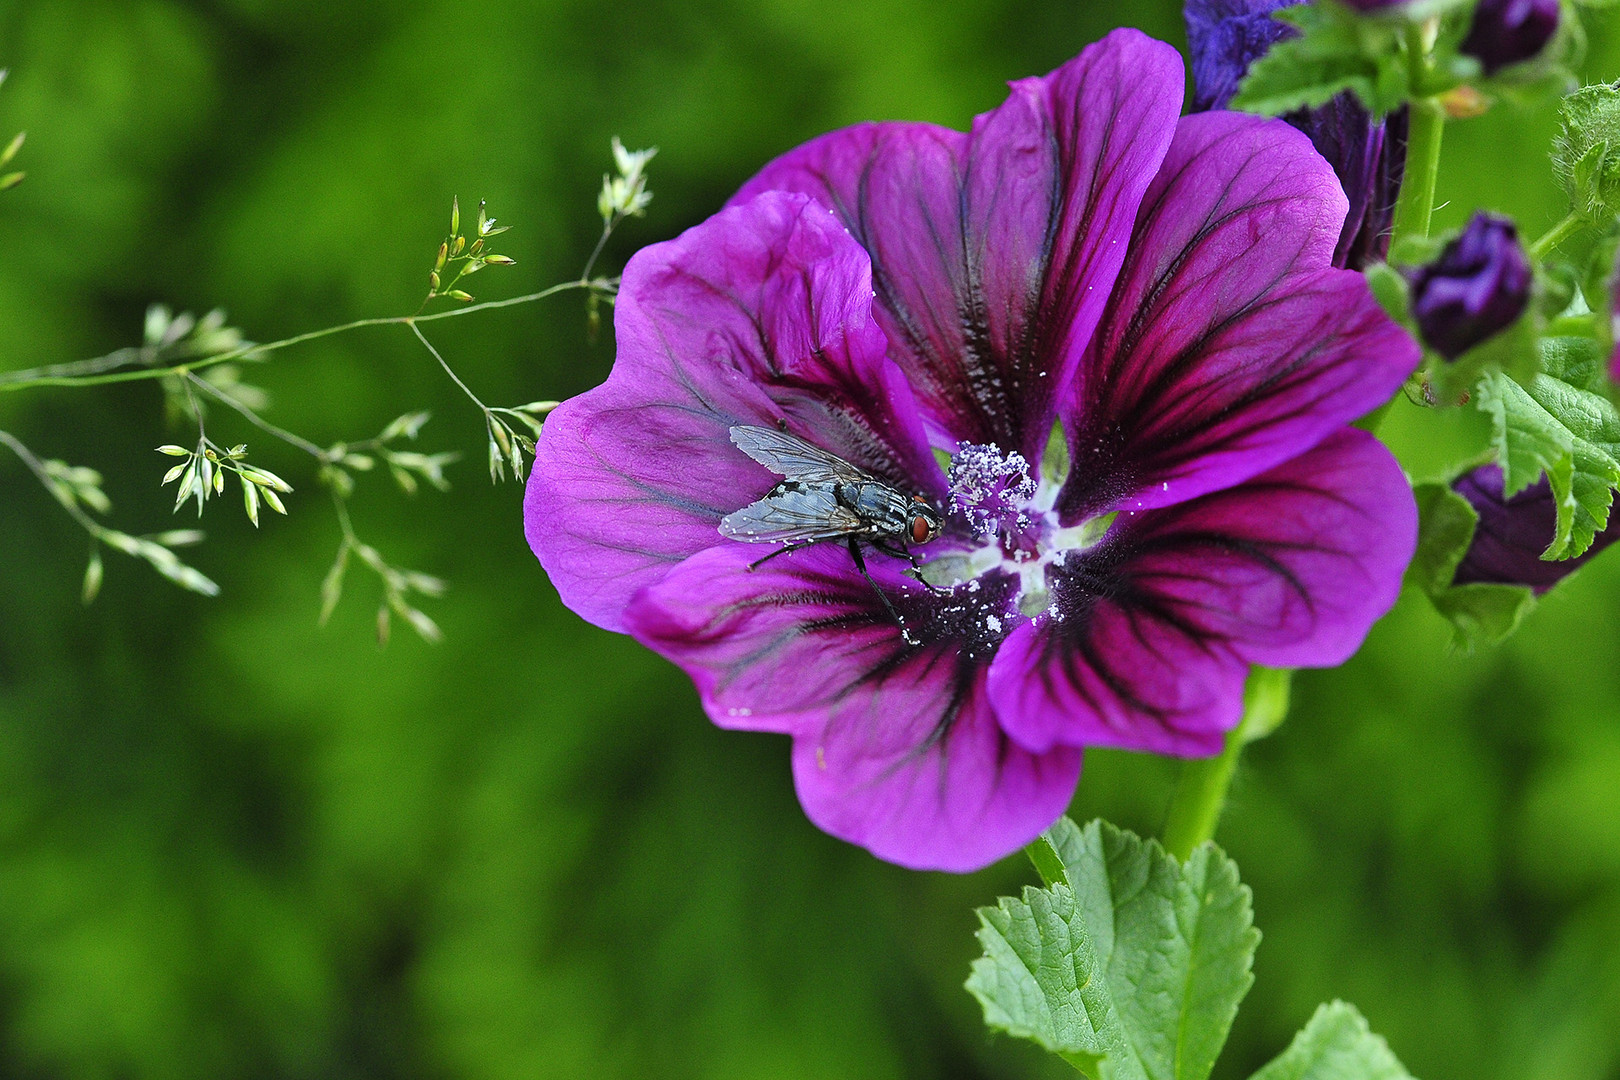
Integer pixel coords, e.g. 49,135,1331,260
1249,1002,1415,1080
1229,5,1409,117
1473,370,1572,497
1474,337,1620,558
967,820,1258,1080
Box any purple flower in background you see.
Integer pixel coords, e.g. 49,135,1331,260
525,30,1418,871
1185,0,1409,270
1611,259,1620,383
1461,0,1560,74
1185,0,1297,112
1452,465,1618,592
1410,212,1531,359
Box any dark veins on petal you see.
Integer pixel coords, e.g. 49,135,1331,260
1059,139,1329,517
1038,513,1314,714
658,263,924,492
756,36,1176,463
696,558,1024,751
826,135,1032,450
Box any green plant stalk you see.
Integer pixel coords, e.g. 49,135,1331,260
1530,212,1583,258
1389,96,1445,249
1161,667,1292,861
0,279,599,393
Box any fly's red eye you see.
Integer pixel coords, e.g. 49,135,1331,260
910,515,932,544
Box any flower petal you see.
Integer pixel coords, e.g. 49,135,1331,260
525,190,938,631
731,28,1185,462
1058,109,1419,520
624,544,1081,871
990,428,1414,755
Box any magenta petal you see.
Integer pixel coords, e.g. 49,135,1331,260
624,545,1082,871
1060,109,1419,519
731,28,1184,461
989,612,1247,757
525,191,938,632
989,429,1414,755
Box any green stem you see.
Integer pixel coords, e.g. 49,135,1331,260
1161,667,1292,861
1389,97,1445,250
1530,212,1583,258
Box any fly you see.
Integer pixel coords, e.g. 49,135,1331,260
719,424,944,623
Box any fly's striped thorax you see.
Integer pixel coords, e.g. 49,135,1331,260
841,481,913,536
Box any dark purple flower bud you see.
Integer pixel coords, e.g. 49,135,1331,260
1461,0,1560,75
1452,465,1618,593
1340,0,1410,10
1184,0,1409,270
1611,259,1620,383
1409,212,1532,359
1184,0,1297,112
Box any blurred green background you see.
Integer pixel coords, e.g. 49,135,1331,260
1,1,1618,1077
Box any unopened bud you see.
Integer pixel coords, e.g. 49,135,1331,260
1452,464,1619,592
1461,0,1559,75
1409,212,1531,359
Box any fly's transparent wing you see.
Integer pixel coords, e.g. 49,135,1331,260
719,481,863,544
730,425,869,483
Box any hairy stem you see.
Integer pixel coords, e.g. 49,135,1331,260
1390,96,1445,249
1530,212,1583,258
1161,667,1293,861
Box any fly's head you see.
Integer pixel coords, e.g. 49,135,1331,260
908,495,943,546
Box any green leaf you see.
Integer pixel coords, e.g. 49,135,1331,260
967,820,1258,1080
1474,340,1620,558
1406,481,1478,595
1249,1002,1415,1080
1229,5,1410,117
1362,262,1411,327
1406,481,1537,647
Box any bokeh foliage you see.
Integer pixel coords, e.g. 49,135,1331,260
1,1,1619,1077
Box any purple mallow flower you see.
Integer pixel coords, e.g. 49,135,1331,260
1452,465,1618,592
1461,0,1560,74
1185,0,1409,270
525,30,1419,871
1410,212,1531,359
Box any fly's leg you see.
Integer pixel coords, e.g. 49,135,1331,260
747,542,814,571
846,538,911,634
869,538,947,595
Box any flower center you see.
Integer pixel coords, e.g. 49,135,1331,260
924,440,1115,617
